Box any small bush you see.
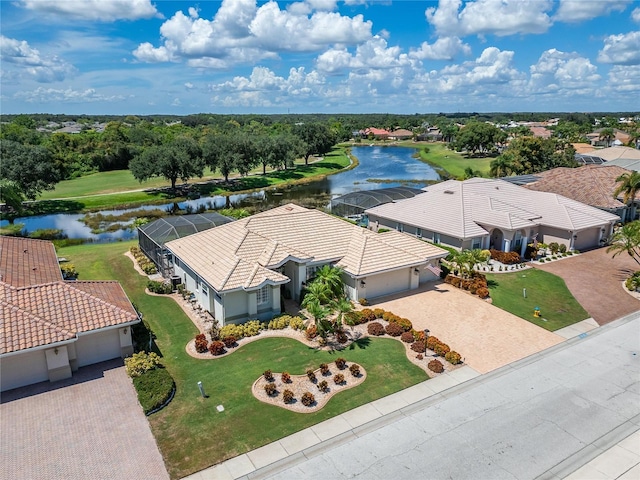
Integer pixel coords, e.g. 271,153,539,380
411,340,426,353
476,287,490,299
428,359,444,373
301,392,315,406
264,383,277,396
208,341,226,356
382,311,397,322
335,358,347,369
263,370,274,382
358,298,369,306
289,316,305,331
385,322,404,337
60,263,79,280
267,315,290,330
317,380,329,392
349,363,361,376
367,322,385,336
416,354,424,360
559,244,567,253
281,372,291,383
401,331,414,343
334,373,345,384
336,331,348,343
125,351,163,378
319,363,330,375
359,308,377,322
445,351,462,365
426,335,441,351
489,249,521,265
283,389,294,404
146,280,173,295
434,342,451,357
373,308,385,318
222,335,237,348
306,370,317,382
194,334,208,353
132,367,174,414
305,325,318,340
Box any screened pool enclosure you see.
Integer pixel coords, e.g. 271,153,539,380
330,186,423,218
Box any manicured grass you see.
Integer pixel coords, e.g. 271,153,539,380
57,240,426,479
32,147,352,214
485,269,589,331
415,143,494,178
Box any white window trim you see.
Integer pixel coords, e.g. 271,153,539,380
257,285,270,305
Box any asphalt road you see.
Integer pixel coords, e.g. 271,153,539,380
254,313,640,480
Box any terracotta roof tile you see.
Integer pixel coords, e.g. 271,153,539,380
0,236,62,287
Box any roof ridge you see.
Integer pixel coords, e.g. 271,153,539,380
62,281,139,321
220,257,242,290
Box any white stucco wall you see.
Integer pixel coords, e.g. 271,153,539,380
75,329,121,367
0,349,48,392
363,268,412,299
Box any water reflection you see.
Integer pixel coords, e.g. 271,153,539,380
1,146,438,241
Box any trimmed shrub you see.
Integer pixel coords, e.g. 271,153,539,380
382,311,396,322
416,354,424,360
194,334,208,353
400,331,414,343
147,280,172,295
335,358,347,369
305,325,318,340
317,380,329,392
390,316,413,331
549,242,559,254
125,351,163,378
428,359,444,373
434,342,451,357
267,315,290,330
426,335,440,351
367,322,385,336
264,383,277,396
281,372,291,383
358,298,369,306
319,363,330,375
289,316,305,331
208,341,226,356
334,373,345,385
306,370,317,382
349,363,361,376
489,249,521,265
359,308,377,322
222,335,236,348
343,311,363,326
385,322,404,337
411,340,426,353
301,392,315,406
219,320,262,340
263,370,274,382
373,308,385,318
476,287,490,299
132,367,174,414
559,244,567,253
336,331,348,343
283,389,294,403
445,351,462,365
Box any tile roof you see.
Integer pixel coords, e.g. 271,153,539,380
0,236,138,355
524,165,637,209
167,204,449,290
591,146,640,162
366,178,619,239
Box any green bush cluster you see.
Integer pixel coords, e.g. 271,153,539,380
60,263,79,280
130,246,157,274
267,315,291,330
289,316,306,330
147,280,173,294
445,351,462,365
219,320,263,339
625,271,640,291
125,351,163,378
132,367,175,415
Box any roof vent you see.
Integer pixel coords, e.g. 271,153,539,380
444,190,454,194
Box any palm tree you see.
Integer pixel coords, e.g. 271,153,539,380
613,171,640,220
607,221,640,266
599,127,615,147
332,296,353,330
313,265,345,298
301,281,332,308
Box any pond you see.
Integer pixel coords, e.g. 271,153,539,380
1,146,439,241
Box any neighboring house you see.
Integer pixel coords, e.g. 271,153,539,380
0,236,139,392
388,129,414,140
417,127,443,142
586,129,631,147
529,126,552,138
366,178,618,255
571,143,597,154
138,213,233,277
590,146,640,163
166,204,448,325
520,165,638,222
361,127,390,139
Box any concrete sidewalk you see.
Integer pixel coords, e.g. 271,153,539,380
186,312,639,480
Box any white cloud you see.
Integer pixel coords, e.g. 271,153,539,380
18,0,161,21
184,82,194,89
529,49,600,94
606,65,640,92
598,31,640,65
554,0,631,23
14,87,126,103
0,35,75,82
316,36,412,75
633,8,640,24
409,37,471,60
426,0,553,38
133,0,372,68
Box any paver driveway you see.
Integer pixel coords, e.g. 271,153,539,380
0,359,169,480
534,247,640,325
368,282,563,374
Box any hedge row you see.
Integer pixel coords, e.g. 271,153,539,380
130,246,157,275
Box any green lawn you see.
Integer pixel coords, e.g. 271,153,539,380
57,240,426,479
414,143,494,179
486,269,589,331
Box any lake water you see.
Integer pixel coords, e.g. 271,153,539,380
1,146,439,241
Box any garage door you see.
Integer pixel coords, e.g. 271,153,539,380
574,228,601,251
1,350,48,392
75,330,121,367
365,268,411,299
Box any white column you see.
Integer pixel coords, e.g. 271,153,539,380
272,286,281,313
248,292,257,317
504,238,510,252
520,236,528,257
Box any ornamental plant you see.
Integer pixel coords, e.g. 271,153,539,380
264,383,277,396
289,316,305,330
306,369,317,382
194,334,208,353
301,392,315,407
319,363,330,375
445,351,462,365
367,322,385,336
283,389,294,404
411,340,426,353
263,369,274,382
426,335,441,351
428,359,444,373
434,342,451,357
401,331,415,343
208,341,226,356
335,358,347,369
373,308,385,318
222,335,236,348
349,363,360,376
359,308,377,322
334,373,345,384
125,351,162,378
385,322,404,337
281,372,291,383
317,380,329,392
305,325,318,340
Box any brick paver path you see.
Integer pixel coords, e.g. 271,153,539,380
0,359,169,480
534,247,640,325
368,282,563,374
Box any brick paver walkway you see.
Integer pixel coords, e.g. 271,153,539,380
368,282,563,374
534,247,640,325
0,359,169,480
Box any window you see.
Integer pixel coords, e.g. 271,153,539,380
306,264,322,281
202,284,208,296
472,237,482,249
396,223,404,232
257,285,270,305
416,228,422,238
433,232,441,244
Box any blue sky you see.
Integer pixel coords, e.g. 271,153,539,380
1,0,639,115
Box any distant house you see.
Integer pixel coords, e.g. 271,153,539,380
166,204,448,325
361,127,390,139
366,178,618,255
388,129,414,140
417,127,443,142
519,165,638,222
586,129,631,147
1,236,139,392
590,146,640,163
529,126,552,139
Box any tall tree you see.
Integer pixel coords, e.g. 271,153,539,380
0,140,61,199
613,171,640,207
129,136,203,190
293,123,336,165
599,127,615,147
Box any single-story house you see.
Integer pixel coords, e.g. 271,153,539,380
520,165,639,222
591,146,640,164
166,204,448,325
586,129,631,147
365,178,619,255
1,236,139,392
361,127,390,139
388,129,414,140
